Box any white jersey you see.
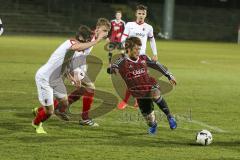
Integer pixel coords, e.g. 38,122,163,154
70,45,93,73
36,39,77,82
70,36,95,72
122,22,154,55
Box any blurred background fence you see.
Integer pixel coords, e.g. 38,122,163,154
0,0,240,41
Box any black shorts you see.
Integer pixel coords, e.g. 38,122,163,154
136,98,154,116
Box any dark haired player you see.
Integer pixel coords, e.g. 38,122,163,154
108,37,177,134
119,4,159,110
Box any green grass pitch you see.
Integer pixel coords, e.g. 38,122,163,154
0,35,240,160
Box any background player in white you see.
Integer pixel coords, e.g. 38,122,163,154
32,22,108,134
0,18,3,36
118,4,158,109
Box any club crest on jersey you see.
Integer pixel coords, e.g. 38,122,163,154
129,64,133,68
141,60,146,64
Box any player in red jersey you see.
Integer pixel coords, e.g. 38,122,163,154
107,37,177,134
118,4,159,110
107,10,125,65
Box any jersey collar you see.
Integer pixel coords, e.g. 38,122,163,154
126,55,140,63
135,21,144,25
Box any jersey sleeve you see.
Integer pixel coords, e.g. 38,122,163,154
69,39,77,47
147,25,157,55
148,25,154,38
144,55,171,79
112,57,124,69
121,22,130,42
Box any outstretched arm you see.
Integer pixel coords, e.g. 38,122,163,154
107,56,124,74
149,36,158,61
71,31,108,51
148,26,158,61
146,56,177,85
121,22,130,44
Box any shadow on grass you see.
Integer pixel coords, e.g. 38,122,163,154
14,89,118,121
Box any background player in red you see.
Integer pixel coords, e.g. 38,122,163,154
107,37,177,134
107,10,125,65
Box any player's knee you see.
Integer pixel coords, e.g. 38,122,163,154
86,82,95,90
45,105,54,115
152,89,161,100
59,96,69,106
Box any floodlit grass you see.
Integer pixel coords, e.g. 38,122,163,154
0,35,240,160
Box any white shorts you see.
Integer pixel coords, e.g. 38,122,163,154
35,75,67,106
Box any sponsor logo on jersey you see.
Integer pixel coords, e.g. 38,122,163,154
136,32,145,38
126,68,146,79
132,68,145,76
114,26,120,31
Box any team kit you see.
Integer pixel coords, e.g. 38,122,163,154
32,4,177,135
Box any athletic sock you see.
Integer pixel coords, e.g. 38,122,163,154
154,97,171,118
82,90,94,120
33,107,51,125
108,52,113,63
123,89,131,103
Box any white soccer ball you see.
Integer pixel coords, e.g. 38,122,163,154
196,130,213,146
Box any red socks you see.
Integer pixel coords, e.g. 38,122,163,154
33,107,51,125
34,88,94,124
123,89,131,103
81,95,93,120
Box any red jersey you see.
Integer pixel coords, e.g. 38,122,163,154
109,19,125,43
111,55,171,98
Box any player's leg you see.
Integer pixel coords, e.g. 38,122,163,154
54,96,70,121
117,89,131,110
151,86,177,129
32,77,54,134
79,76,98,126
137,98,157,134
108,42,117,63
116,42,125,54
53,79,70,121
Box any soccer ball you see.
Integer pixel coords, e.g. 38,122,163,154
196,130,213,146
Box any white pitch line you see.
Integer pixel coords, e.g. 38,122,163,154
176,116,228,133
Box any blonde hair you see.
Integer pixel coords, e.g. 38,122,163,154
96,18,111,30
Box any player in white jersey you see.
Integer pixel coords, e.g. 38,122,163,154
118,4,158,110
0,18,3,36
52,18,111,126
32,20,109,134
